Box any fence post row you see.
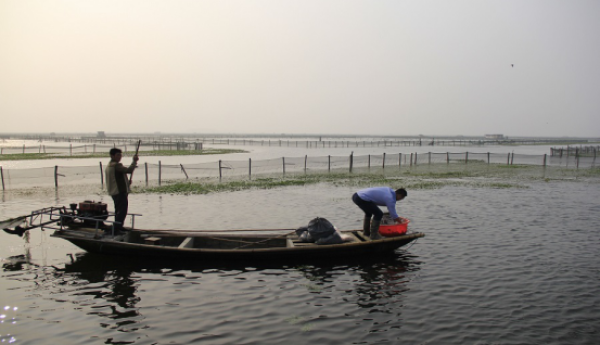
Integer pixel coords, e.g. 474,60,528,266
1,150,598,191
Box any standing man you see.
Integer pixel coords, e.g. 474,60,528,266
352,187,407,240
105,148,139,232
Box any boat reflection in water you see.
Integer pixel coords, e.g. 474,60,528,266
47,249,422,341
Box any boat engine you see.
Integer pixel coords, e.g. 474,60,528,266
73,201,109,226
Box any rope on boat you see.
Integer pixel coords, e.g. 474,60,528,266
234,231,296,250
145,230,296,249
185,231,295,249
141,228,296,233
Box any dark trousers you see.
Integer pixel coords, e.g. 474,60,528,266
352,193,383,221
111,193,129,230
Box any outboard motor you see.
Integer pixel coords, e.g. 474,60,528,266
75,201,109,226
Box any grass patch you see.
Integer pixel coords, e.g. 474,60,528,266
143,177,316,194
137,170,526,195
0,153,61,161
136,149,246,156
495,164,530,169
401,170,474,179
0,149,246,161
575,167,600,177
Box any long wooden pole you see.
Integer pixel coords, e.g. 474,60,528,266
99,162,104,188
129,140,141,184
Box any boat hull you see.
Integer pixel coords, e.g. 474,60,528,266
52,229,425,260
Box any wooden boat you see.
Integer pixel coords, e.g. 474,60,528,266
2,202,425,261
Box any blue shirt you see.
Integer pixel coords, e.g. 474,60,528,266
357,187,399,219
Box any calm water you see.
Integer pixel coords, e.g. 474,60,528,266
2,177,600,344
1,141,559,169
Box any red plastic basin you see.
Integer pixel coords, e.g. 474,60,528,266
379,218,410,237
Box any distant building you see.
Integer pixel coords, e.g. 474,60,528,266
485,134,504,140
97,131,106,138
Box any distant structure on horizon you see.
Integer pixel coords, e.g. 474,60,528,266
485,134,504,140
97,131,106,138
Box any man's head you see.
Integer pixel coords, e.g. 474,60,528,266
109,148,123,162
395,188,407,201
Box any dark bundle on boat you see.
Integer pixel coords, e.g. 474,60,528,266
295,217,351,245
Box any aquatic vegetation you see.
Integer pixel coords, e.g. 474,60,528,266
301,323,314,332
137,168,528,195
0,149,246,161
495,164,530,169
142,177,321,194
401,170,475,179
577,167,600,177
303,283,323,292
0,153,59,161
138,149,247,157
285,316,304,325
284,316,313,332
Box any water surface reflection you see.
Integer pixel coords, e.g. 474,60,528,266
10,251,420,344
3,179,600,344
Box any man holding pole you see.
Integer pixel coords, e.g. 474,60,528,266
105,147,139,232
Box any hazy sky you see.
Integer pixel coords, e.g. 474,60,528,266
1,1,599,137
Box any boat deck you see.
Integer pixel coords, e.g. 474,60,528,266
59,227,372,249
135,231,371,249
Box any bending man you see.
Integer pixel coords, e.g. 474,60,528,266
105,148,139,232
352,187,407,240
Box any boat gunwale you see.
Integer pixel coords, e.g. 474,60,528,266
51,229,425,254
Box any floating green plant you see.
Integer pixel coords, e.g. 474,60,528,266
136,169,528,195
285,316,304,325
301,323,314,332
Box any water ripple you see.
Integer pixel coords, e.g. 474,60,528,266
1,182,600,344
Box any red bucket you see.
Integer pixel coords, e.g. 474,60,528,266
379,218,410,237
